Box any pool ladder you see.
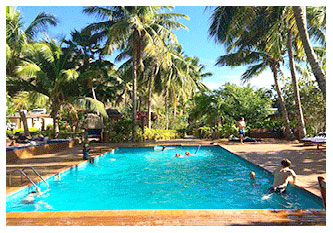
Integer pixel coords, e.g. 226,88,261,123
8,167,49,192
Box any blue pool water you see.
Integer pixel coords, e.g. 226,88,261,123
6,146,323,212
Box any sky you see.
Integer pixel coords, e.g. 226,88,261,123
16,5,276,90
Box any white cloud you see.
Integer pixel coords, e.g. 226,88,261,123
203,70,275,90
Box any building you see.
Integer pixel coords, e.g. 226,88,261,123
7,113,53,131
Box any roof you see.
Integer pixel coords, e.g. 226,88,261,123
7,113,51,119
83,113,104,129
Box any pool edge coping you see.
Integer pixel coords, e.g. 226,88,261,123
6,143,325,215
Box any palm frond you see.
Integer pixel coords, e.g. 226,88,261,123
74,97,108,118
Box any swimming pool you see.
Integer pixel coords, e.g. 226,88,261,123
6,146,323,212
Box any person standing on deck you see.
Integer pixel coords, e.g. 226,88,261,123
237,117,246,144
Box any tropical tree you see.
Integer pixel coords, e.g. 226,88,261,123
208,6,294,139
292,6,326,99
6,6,57,136
152,45,210,130
83,6,188,140
189,83,273,138
7,40,81,138
6,6,57,76
7,40,108,138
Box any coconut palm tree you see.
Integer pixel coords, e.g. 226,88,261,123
263,6,307,138
208,6,294,139
7,40,79,138
292,6,326,99
152,45,209,130
6,6,57,76
6,6,57,136
83,6,188,141
7,40,108,138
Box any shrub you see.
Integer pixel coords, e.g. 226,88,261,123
46,124,53,131
193,126,212,139
176,128,186,138
143,128,180,141
106,119,144,142
10,127,39,135
218,124,238,138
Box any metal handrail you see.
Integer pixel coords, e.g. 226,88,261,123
8,169,39,192
22,166,49,188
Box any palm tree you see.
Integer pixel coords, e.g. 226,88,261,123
152,45,209,130
208,6,294,139
292,6,326,99
263,6,307,138
6,6,57,136
8,40,108,138
7,40,81,138
83,6,188,141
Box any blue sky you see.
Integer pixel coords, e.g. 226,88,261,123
17,5,276,90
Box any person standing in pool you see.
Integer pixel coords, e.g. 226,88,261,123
237,117,246,144
269,159,296,194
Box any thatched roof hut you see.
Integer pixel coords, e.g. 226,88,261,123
106,108,122,120
83,113,104,129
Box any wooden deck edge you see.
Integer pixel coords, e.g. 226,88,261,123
6,209,326,226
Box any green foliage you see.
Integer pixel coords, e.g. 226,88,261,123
46,124,53,131
6,94,15,116
193,126,211,138
193,123,238,139
169,114,189,131
143,128,179,141
106,119,143,142
251,118,284,130
189,83,274,138
7,127,39,136
108,119,132,142
281,78,325,136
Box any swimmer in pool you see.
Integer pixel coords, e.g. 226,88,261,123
162,146,166,151
268,159,296,194
185,151,194,156
175,153,181,157
22,188,45,204
249,171,256,180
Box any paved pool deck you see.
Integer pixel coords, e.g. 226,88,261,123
6,138,326,226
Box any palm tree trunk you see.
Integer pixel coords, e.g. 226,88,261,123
131,30,139,142
50,101,60,139
92,87,96,100
147,64,156,129
51,111,59,139
287,29,306,139
293,6,326,99
165,88,169,130
271,63,293,140
19,110,30,137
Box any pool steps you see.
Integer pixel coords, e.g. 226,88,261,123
8,167,49,193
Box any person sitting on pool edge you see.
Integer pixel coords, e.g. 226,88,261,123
83,142,94,163
269,158,296,194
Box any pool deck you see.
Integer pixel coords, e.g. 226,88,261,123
6,138,326,226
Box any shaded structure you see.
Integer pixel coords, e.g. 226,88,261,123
106,108,123,121
83,113,104,142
